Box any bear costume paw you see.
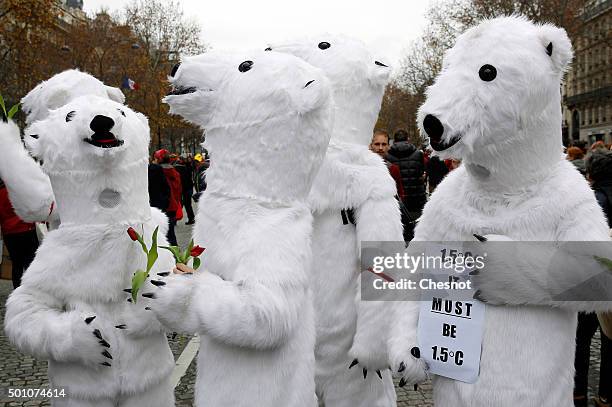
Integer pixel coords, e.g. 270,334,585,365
388,345,429,387
69,314,113,368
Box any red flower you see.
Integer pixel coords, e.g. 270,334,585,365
190,246,205,257
127,227,139,241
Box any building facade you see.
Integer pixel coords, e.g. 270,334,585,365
563,0,612,146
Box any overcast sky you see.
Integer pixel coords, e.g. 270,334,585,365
83,0,432,69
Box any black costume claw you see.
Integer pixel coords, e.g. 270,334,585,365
411,347,420,359
363,368,367,379
142,292,156,299
102,350,113,359
157,272,170,277
115,324,127,330
349,359,359,369
399,378,407,387
92,329,103,340
376,370,382,379
99,339,110,348
151,280,166,287
398,361,406,373
473,233,488,242
85,316,96,324
100,362,111,367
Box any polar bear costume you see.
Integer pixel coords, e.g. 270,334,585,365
0,70,124,224
4,96,175,407
388,17,611,407
150,50,332,407
270,35,402,407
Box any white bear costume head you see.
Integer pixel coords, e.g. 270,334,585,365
164,50,333,204
23,96,151,226
418,16,573,190
268,34,391,146
22,70,125,125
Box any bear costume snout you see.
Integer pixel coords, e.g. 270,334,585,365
423,114,461,152
90,114,115,133
84,114,124,148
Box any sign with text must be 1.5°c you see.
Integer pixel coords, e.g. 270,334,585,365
417,243,486,383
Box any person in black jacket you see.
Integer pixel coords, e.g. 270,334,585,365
574,149,612,407
386,129,426,241
148,157,171,212
426,155,449,193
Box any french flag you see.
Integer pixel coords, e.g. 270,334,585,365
121,76,139,91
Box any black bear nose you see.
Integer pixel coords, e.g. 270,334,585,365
423,114,444,141
90,115,114,133
170,63,181,77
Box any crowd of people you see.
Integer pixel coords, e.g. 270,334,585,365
147,149,209,245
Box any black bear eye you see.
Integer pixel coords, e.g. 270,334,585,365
66,111,76,122
238,60,253,73
29,134,39,139
478,64,497,82
318,41,331,50
118,109,126,117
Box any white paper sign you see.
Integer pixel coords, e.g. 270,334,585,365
417,243,485,383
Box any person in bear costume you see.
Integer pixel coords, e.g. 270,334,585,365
146,50,333,407
388,16,612,407
268,34,403,407
0,70,124,225
4,95,175,407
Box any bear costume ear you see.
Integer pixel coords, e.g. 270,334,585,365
538,24,573,74
105,86,125,104
46,88,71,111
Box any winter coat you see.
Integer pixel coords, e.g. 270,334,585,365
148,163,170,212
426,155,450,190
174,163,194,194
387,141,426,212
593,182,612,228
571,158,587,177
160,164,182,215
386,161,405,200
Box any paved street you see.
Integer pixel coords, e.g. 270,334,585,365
0,222,602,406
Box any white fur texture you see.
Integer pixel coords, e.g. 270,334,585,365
273,35,400,406
22,69,125,125
269,34,391,146
4,97,175,406
0,120,54,222
157,50,332,407
390,17,609,407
